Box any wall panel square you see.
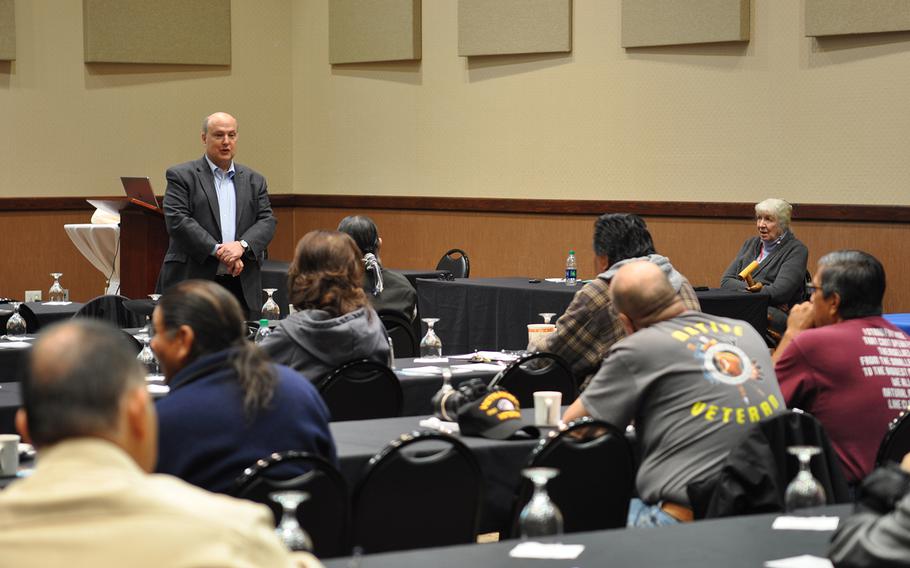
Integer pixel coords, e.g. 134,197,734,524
458,0,572,57
83,0,231,65
329,0,421,64
806,0,910,37
0,0,14,61
622,0,750,48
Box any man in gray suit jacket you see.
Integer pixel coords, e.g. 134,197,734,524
156,112,276,319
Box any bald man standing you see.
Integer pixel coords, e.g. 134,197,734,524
156,112,276,320
563,261,784,528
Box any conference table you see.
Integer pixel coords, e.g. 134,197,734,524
325,504,851,568
415,278,769,355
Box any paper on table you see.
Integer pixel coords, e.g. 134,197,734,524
764,554,834,568
452,363,507,372
0,341,32,349
418,417,460,434
412,357,449,364
146,384,170,395
447,351,519,363
772,516,839,531
509,542,584,560
43,301,72,306
544,278,565,283
399,366,473,376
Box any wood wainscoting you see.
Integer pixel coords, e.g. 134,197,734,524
2,196,908,313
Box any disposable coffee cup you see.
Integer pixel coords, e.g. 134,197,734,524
527,324,556,352
0,434,20,477
533,391,562,426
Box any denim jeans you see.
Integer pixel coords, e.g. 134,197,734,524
626,498,681,528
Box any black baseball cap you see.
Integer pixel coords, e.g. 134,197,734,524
457,390,540,440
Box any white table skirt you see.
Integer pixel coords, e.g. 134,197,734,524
63,223,120,295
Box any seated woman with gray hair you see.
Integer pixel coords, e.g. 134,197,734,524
720,198,809,344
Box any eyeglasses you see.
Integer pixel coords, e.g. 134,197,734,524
805,283,819,296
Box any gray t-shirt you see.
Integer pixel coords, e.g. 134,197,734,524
582,311,784,505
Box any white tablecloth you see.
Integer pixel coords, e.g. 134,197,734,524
63,223,120,295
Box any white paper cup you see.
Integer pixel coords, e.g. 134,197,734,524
0,434,20,477
527,324,556,351
533,391,562,426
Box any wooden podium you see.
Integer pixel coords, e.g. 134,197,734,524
87,198,166,299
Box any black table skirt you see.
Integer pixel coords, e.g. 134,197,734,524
416,278,768,354
324,504,851,568
18,302,84,333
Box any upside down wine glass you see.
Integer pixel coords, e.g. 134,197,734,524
419,318,443,358
784,446,826,512
137,335,160,378
519,467,564,538
5,302,27,339
271,490,314,552
261,288,280,320
48,273,65,302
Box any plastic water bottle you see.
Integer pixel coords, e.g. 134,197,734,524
255,318,271,344
565,250,577,286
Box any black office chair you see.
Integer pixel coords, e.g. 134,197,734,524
688,409,852,519
317,359,403,421
377,309,418,358
876,410,910,467
489,352,577,409
74,295,145,328
509,418,634,537
435,249,470,279
231,451,350,558
351,430,483,554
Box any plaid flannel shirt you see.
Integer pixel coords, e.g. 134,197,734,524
542,276,701,389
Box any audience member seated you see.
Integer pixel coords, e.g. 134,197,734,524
774,250,908,486
0,319,319,567
563,261,785,527
540,213,700,389
154,279,337,494
829,452,910,567
260,230,390,381
720,198,809,343
338,215,418,323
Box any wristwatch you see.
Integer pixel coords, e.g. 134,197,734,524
240,240,249,253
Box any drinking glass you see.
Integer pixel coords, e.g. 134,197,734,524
784,446,826,512
147,294,162,303
539,313,556,325
48,273,65,302
137,335,161,378
5,302,27,339
261,288,280,320
519,467,563,538
419,318,443,358
271,490,313,552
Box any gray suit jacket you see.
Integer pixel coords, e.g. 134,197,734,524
156,157,276,319
720,231,809,307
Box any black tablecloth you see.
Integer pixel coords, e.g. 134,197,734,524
18,302,84,333
0,383,19,434
0,337,34,383
394,357,502,416
393,269,452,289
416,278,768,354
330,411,544,534
325,504,850,568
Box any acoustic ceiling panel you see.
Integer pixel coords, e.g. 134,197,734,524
83,0,231,65
806,0,910,37
622,0,750,48
329,0,421,64
458,0,572,57
0,0,14,61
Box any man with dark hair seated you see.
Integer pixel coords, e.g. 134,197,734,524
153,279,337,494
830,453,910,567
540,213,700,388
774,250,909,485
0,319,319,567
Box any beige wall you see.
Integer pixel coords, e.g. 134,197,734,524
293,0,910,205
0,0,293,198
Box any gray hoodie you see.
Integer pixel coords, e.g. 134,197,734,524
599,253,686,291
260,306,390,383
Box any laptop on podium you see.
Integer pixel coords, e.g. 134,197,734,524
120,177,160,210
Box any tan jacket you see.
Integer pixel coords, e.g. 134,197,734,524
0,438,321,568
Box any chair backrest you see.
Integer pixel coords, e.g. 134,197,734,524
688,409,852,519
435,248,470,278
351,431,483,554
489,352,577,408
510,418,635,536
876,409,910,467
377,309,418,358
317,359,403,421
231,451,350,558
74,295,145,328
